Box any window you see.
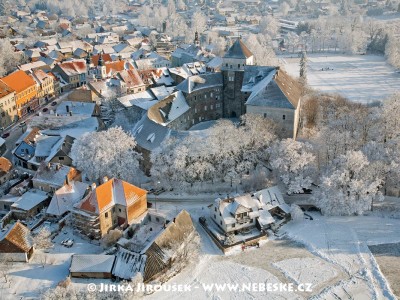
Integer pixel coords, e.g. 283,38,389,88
230,65,232,69
59,157,64,160
214,207,217,212
283,115,286,120
119,208,122,212
238,64,240,68
220,221,222,225
105,212,109,218
211,92,213,97
264,113,267,118
204,105,207,111
216,103,221,108
229,76,234,81
214,214,216,219
210,104,213,110
232,223,235,228
225,63,228,67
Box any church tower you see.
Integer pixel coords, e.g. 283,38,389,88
221,39,254,118
194,31,200,47
97,52,107,79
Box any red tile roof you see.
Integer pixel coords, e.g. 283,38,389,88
0,221,32,253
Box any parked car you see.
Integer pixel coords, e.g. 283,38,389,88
18,121,26,127
153,188,166,195
42,107,48,112
1,132,10,138
61,239,74,248
51,101,57,106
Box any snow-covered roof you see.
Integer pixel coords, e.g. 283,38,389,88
150,86,174,101
132,114,171,151
56,101,96,117
46,181,89,217
118,91,156,109
112,247,146,280
32,163,79,188
70,255,115,273
253,186,290,213
11,189,48,211
176,73,223,94
34,135,62,158
29,115,100,139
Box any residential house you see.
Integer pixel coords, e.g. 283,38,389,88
13,127,40,170
32,162,82,194
0,70,38,118
11,189,50,219
0,80,17,128
46,181,88,219
56,101,99,117
73,178,148,239
117,69,146,94
31,69,54,103
53,60,87,89
0,221,34,262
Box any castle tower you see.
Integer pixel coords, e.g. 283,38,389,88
221,39,254,118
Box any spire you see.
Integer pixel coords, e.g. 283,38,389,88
98,51,104,67
86,51,91,65
194,30,200,47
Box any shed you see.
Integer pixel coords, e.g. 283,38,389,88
70,254,116,278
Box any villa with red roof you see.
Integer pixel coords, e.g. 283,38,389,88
73,177,147,239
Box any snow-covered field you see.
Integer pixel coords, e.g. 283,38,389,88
281,54,400,104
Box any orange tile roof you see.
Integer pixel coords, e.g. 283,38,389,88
0,221,32,253
0,157,12,173
1,70,36,93
77,178,147,214
0,80,15,98
91,53,112,66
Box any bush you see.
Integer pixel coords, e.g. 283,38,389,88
100,229,123,249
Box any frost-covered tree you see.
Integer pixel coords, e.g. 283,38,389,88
269,139,316,194
259,15,279,39
290,204,304,222
0,38,25,76
191,11,207,35
71,127,142,183
314,151,383,216
245,34,278,66
299,50,307,83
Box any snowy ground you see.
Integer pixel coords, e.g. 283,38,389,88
2,202,400,299
147,203,400,300
0,226,102,299
280,53,400,104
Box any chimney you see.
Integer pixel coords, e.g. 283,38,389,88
103,176,109,183
65,175,70,186
56,164,61,171
91,182,97,190
47,162,51,169
66,105,70,113
69,111,72,116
